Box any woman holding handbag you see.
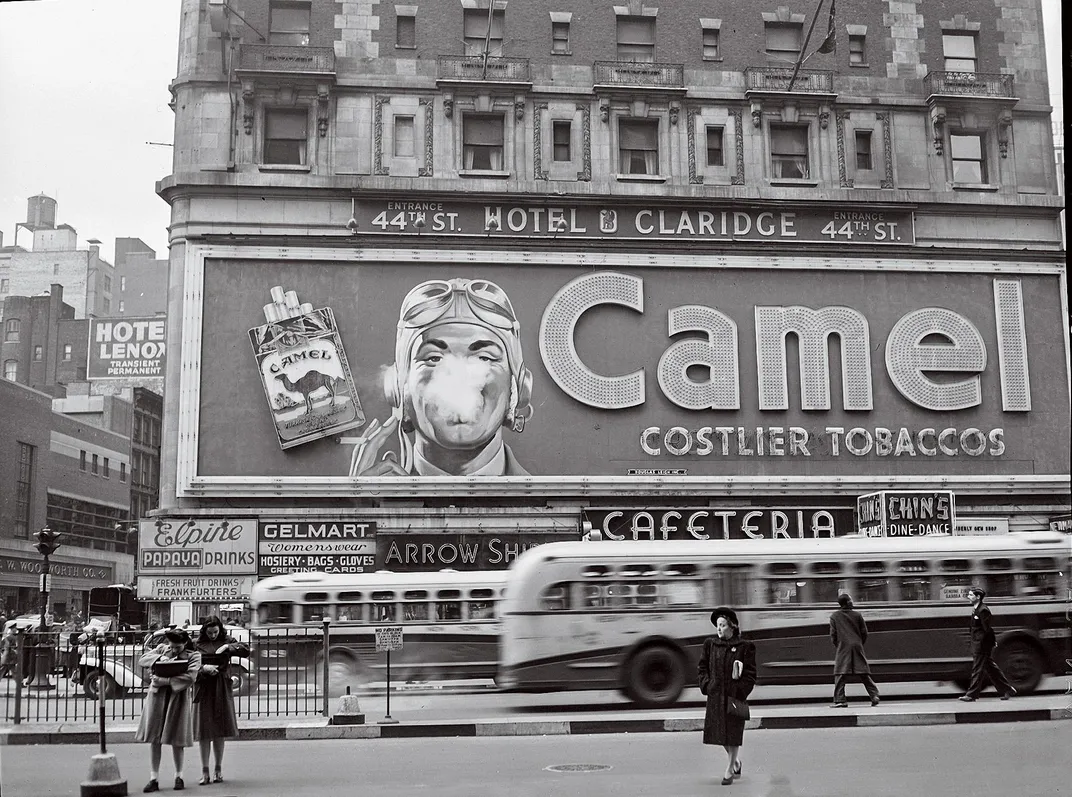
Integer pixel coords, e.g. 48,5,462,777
192,616,249,785
698,607,757,786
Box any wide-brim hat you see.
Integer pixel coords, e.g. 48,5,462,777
710,607,739,628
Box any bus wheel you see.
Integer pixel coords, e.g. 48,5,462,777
83,671,125,700
326,653,366,690
624,645,686,708
996,640,1044,693
229,666,252,696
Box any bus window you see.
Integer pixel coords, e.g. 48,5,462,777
987,574,1016,598
1024,557,1058,572
711,566,750,605
403,591,429,622
812,562,842,575
300,605,327,623
606,583,635,608
337,591,362,621
898,577,931,601
582,565,611,578
769,581,804,604
636,583,659,606
435,590,462,621
258,602,294,624
855,561,886,575
856,578,889,603
540,583,570,611
941,559,971,572
372,590,396,622
468,588,498,619
1015,572,1060,598
620,564,656,578
582,584,604,608
664,564,698,577
813,579,842,604
663,581,701,606
939,575,973,600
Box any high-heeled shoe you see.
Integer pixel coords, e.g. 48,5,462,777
733,760,742,778
213,769,224,783
199,769,211,786
721,775,734,786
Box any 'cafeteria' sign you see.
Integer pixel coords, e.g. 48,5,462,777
583,507,856,541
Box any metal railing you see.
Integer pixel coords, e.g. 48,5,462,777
436,55,531,82
923,71,1015,98
593,60,684,88
745,66,834,94
238,44,335,74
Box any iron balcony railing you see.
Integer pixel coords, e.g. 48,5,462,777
924,71,1015,98
745,66,834,94
238,44,335,74
593,60,685,88
436,55,531,82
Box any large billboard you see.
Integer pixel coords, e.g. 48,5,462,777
176,244,1070,498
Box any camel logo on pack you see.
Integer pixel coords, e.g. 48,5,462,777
249,286,365,449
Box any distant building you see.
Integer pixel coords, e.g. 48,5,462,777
113,237,168,317
0,284,88,393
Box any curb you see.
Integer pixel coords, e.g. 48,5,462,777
2,707,1066,745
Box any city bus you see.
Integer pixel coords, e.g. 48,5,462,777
497,533,1071,707
248,570,506,683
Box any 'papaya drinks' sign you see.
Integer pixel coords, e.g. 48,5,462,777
856,491,956,537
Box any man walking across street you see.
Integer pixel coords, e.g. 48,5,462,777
829,593,880,708
959,587,1016,702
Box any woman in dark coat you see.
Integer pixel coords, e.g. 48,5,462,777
135,627,200,792
192,616,249,785
698,607,757,786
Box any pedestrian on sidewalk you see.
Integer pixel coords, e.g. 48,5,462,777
959,587,1016,702
698,607,757,786
829,593,880,708
0,625,16,678
192,616,249,785
135,628,201,792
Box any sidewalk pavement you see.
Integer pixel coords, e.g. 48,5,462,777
2,692,1068,745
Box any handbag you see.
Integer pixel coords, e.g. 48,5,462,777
726,696,750,720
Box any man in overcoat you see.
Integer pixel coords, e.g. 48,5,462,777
958,587,1016,701
829,593,880,707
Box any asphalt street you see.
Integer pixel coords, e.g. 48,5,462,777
2,721,1069,797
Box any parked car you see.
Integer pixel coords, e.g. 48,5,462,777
76,626,255,699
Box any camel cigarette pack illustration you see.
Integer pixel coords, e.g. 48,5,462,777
249,286,365,449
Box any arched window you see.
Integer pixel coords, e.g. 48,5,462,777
4,319,20,342
4,360,18,381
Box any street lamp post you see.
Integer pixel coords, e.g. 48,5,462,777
28,526,62,690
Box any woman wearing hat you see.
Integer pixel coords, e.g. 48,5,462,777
698,607,757,786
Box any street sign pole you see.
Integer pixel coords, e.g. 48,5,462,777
374,626,402,724
385,649,392,722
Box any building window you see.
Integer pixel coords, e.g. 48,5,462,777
80,450,87,471
103,275,112,293
33,345,43,361
120,462,127,483
702,27,720,60
120,276,127,292
706,126,724,167
62,344,72,360
393,116,415,157
463,9,504,56
53,264,60,276
849,34,866,65
617,16,655,62
552,121,571,161
103,457,110,478
118,300,125,313
4,318,19,342
264,109,308,165
770,124,809,179
951,133,987,183
396,14,416,48
765,23,802,64
0,278,8,293
618,119,659,175
269,1,310,46
462,114,504,171
103,298,111,314
551,21,570,54
3,360,16,381
943,33,977,72
92,454,99,475
14,443,34,538
855,130,873,170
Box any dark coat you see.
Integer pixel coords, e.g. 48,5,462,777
698,636,757,746
134,646,200,747
829,607,871,675
192,634,249,741
969,604,997,653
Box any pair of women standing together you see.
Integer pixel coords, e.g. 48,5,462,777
135,618,249,792
698,607,758,786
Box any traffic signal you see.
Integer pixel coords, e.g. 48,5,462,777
34,527,62,557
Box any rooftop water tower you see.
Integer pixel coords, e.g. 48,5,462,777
24,194,57,231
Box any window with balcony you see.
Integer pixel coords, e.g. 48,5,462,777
551,20,570,54
616,16,655,63
396,13,416,48
270,1,311,46
394,116,415,157
463,9,504,56
3,360,16,381
855,130,873,170
5,318,19,342
950,133,987,183
462,114,505,171
702,27,720,60
33,345,43,361
618,119,659,175
849,34,866,66
63,344,72,360
706,126,724,167
770,124,809,179
943,33,977,72
765,23,802,64
552,121,571,161
264,108,309,165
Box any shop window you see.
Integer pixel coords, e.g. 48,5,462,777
462,114,504,171
618,119,659,175
943,33,977,72
950,133,987,183
463,9,504,56
264,109,309,166
552,121,571,161
616,16,655,62
848,34,866,65
855,130,873,170
705,125,724,166
394,116,415,157
551,20,570,54
770,124,809,179
765,22,802,64
396,13,416,48
269,1,310,46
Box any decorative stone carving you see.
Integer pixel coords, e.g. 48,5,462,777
373,95,389,176
835,111,853,188
877,112,895,188
686,106,703,184
599,103,609,123
578,105,592,181
818,107,830,130
930,105,946,156
533,102,548,180
750,101,762,128
670,104,679,126
997,110,1013,158
419,97,434,177
443,96,454,118
731,108,745,185
316,84,330,137
515,99,525,121
241,80,255,135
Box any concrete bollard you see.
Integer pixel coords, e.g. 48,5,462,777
330,686,365,726
80,752,128,796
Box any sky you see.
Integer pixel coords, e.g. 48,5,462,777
0,0,1064,265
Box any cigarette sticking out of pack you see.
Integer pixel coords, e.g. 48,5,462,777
263,286,312,323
